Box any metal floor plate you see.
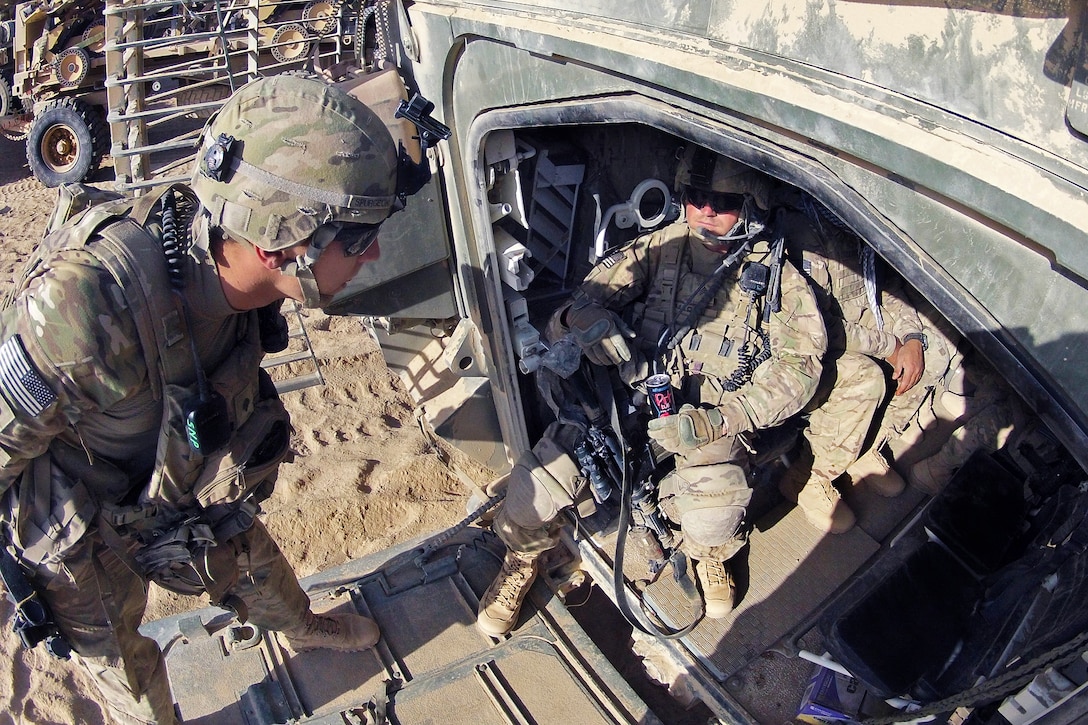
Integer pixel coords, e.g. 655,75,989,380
640,502,879,680
143,530,662,725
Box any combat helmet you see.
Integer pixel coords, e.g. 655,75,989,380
674,145,772,211
190,71,430,307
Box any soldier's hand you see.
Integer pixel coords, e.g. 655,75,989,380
889,337,925,395
566,298,634,366
647,404,725,453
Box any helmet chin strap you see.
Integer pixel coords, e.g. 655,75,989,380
280,225,338,309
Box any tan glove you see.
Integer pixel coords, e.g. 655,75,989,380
647,404,725,453
565,297,634,366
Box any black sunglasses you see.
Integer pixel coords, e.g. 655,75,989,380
333,222,382,257
683,188,745,214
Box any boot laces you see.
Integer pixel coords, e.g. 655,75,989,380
488,553,534,609
866,448,890,472
703,559,728,587
307,615,341,638
818,478,841,502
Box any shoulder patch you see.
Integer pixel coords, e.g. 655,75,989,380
600,251,625,269
0,335,57,416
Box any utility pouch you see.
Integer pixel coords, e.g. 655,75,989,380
139,521,242,607
193,394,290,509
8,456,98,566
148,322,266,505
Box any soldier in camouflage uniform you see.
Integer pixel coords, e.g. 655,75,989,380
0,73,430,724
476,146,826,636
772,187,960,532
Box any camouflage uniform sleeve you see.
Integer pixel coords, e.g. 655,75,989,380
719,259,826,434
575,230,658,311
787,213,898,359
879,269,924,343
0,252,147,493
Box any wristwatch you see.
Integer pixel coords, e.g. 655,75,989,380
902,332,928,352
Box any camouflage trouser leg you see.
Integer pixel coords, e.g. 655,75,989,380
803,352,885,481
31,536,178,725
222,520,312,634
492,505,562,557
658,435,751,562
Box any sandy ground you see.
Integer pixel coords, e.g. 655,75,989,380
0,148,485,724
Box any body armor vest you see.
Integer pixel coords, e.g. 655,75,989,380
636,231,775,394
5,185,289,576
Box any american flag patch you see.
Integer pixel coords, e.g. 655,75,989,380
0,335,56,417
600,251,624,268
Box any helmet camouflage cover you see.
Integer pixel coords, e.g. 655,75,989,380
191,73,411,252
675,145,772,211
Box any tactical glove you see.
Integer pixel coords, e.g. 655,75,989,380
647,404,725,453
566,297,633,366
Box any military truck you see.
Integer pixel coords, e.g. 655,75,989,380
82,0,1088,723
0,15,15,120
1,0,355,188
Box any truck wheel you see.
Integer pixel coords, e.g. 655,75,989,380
0,75,11,118
26,97,110,187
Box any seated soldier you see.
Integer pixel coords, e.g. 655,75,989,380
476,145,827,636
772,187,960,532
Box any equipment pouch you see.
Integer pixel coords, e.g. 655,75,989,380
148,321,271,506
193,394,290,509
8,455,98,566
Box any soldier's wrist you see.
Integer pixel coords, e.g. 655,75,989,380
902,332,928,352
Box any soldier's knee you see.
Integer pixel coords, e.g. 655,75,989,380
681,505,745,547
503,435,582,528
660,463,751,547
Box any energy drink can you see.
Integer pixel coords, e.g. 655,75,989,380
645,373,677,417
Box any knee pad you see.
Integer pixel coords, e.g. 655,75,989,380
658,462,751,547
658,462,750,504
501,424,586,530
681,505,745,548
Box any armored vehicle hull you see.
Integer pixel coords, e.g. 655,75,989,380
136,1,1088,722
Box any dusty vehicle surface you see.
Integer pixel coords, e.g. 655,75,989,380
98,1,1088,723
2,0,357,187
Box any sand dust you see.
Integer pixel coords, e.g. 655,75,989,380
0,148,485,724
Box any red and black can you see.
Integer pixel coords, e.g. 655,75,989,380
645,373,677,417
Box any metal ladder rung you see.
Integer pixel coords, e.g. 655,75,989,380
261,349,314,368
272,371,325,395
258,301,325,394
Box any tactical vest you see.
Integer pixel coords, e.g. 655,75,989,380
636,230,775,397
6,185,290,585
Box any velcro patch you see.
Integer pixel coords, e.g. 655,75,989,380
0,335,57,416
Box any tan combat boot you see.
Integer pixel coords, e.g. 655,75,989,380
695,558,736,619
284,611,381,652
477,549,539,637
781,474,856,534
846,448,906,498
909,454,950,496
